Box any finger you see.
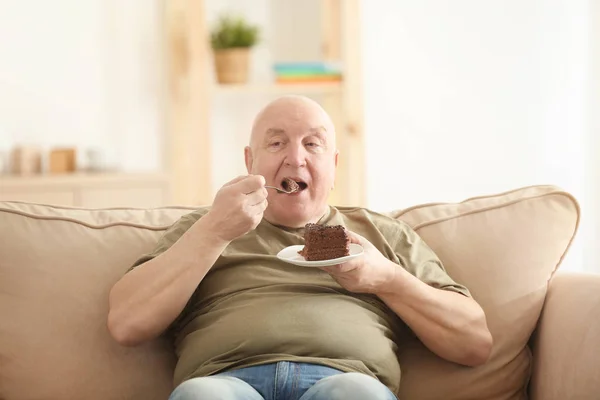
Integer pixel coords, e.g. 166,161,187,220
246,188,268,206
248,198,268,216
252,198,268,214
320,264,342,274
223,175,249,187
234,175,266,194
345,230,364,245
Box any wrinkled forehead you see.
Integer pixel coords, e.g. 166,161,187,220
262,125,329,141
250,99,335,147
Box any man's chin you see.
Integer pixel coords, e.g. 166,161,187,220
264,207,311,229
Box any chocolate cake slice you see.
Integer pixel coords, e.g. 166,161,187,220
299,223,350,261
281,177,300,193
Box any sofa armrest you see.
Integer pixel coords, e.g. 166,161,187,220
529,271,600,399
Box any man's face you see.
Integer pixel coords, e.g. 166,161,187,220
245,99,338,228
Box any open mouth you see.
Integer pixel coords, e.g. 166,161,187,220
281,177,308,193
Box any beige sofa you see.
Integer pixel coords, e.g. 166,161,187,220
0,185,598,400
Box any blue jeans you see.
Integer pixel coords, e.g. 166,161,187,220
169,361,398,400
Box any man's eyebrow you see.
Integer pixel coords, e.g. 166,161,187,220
308,126,328,141
309,126,327,134
264,128,285,137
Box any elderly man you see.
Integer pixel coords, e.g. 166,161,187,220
108,95,492,400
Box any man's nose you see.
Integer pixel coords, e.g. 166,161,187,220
284,144,306,168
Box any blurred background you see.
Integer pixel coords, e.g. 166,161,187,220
0,0,597,273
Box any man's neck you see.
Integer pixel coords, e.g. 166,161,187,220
266,205,331,230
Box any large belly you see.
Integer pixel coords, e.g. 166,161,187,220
175,288,401,379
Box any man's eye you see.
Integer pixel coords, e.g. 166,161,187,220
270,142,282,147
306,142,318,147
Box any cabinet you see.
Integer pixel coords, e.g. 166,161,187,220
0,173,170,208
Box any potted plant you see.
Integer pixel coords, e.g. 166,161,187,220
211,15,260,84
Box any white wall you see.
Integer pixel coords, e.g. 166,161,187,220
0,0,163,172
588,0,600,274
361,0,593,271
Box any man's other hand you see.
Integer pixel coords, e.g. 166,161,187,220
320,230,396,294
206,175,268,243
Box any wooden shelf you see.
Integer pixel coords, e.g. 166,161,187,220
213,82,343,95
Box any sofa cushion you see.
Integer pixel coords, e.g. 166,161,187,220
391,185,579,399
0,202,195,400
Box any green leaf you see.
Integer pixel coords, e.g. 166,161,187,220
210,14,260,50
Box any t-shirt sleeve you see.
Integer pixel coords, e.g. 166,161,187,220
391,221,471,298
127,210,205,273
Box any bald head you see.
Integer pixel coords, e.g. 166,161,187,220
249,95,336,151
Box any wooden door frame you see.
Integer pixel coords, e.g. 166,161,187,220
164,0,212,206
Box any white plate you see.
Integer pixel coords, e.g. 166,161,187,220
276,243,364,267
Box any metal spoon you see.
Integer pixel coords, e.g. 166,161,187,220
265,185,297,194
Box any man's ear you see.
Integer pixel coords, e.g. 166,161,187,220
244,146,253,173
332,150,339,190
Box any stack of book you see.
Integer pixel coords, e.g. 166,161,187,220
273,62,342,84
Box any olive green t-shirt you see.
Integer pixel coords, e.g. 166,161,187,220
130,205,470,395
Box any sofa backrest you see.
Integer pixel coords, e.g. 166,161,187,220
0,185,578,400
